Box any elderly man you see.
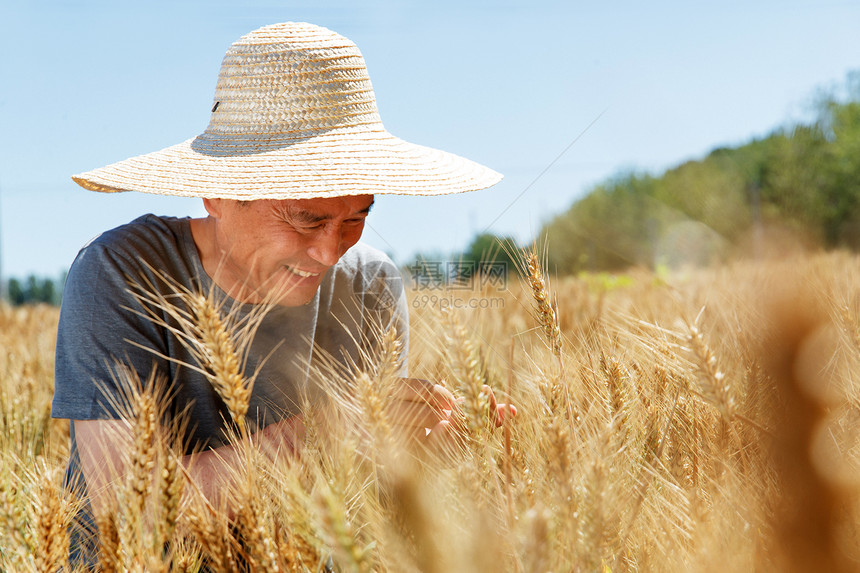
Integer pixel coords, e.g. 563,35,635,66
52,22,509,567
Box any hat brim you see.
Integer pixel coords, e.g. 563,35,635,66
72,126,503,200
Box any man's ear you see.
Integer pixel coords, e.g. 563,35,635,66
202,198,223,219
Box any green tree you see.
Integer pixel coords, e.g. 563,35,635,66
4,274,63,306
459,232,522,276
540,70,860,274
7,277,24,305
543,172,662,274
817,77,860,247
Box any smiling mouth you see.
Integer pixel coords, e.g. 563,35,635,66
285,265,321,278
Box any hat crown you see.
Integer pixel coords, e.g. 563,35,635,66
203,22,382,142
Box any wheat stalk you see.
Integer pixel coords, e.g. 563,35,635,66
32,466,70,573
686,319,735,421
96,510,121,573
526,251,564,360
236,494,281,572
156,447,184,549
443,309,492,442
316,480,374,573
188,292,252,434
182,495,239,571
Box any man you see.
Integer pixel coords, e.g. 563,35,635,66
52,22,510,566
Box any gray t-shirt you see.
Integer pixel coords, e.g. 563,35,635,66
52,214,407,563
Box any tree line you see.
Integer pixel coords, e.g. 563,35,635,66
3,274,65,306
409,72,860,279
539,71,860,274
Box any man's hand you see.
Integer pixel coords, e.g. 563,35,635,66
254,415,306,461
387,378,517,452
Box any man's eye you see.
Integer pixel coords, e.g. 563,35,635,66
292,220,323,230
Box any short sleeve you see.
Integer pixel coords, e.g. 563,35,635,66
51,240,169,420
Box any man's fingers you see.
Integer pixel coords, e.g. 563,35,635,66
496,403,518,424
387,379,517,443
385,379,461,445
388,399,454,430
424,418,467,455
481,385,520,427
394,378,458,409
482,385,498,411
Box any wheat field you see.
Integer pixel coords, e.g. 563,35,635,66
1,248,859,572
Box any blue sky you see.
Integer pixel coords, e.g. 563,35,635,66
1,1,859,278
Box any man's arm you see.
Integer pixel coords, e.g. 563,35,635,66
74,416,304,519
74,379,514,516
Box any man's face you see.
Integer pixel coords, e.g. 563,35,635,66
203,194,374,306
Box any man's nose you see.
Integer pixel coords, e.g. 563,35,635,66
307,226,342,266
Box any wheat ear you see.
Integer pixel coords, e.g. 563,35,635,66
156,447,184,549
839,303,860,355
33,466,70,573
375,324,404,383
600,351,630,442
316,482,374,573
182,497,239,571
236,494,281,572
96,511,121,573
116,388,158,569
0,469,31,570
188,293,251,435
355,371,395,454
686,318,734,421
443,309,492,441
526,252,564,360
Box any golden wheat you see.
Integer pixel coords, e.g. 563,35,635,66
2,250,860,571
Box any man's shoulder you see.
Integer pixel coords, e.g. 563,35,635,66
87,214,187,251
336,242,396,271
65,214,198,294
332,242,402,286
75,215,190,266
327,243,404,312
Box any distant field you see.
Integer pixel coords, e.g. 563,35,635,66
2,250,859,572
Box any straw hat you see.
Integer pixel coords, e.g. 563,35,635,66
72,22,503,200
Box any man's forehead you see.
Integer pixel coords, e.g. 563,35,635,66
279,195,374,219
294,195,373,209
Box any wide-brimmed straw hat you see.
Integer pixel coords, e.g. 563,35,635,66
72,22,503,200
